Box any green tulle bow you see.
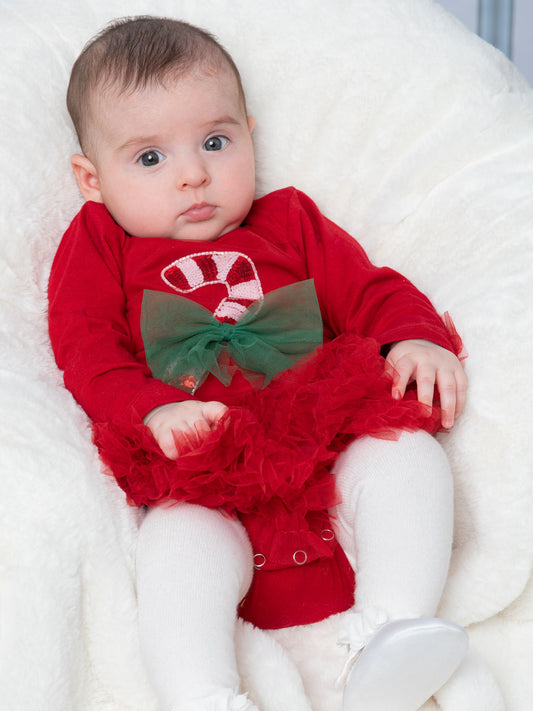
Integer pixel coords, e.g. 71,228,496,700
141,279,323,393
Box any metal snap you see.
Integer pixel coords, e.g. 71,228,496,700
293,550,308,565
253,553,266,569
321,528,335,541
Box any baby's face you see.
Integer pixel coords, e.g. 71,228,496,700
82,67,256,241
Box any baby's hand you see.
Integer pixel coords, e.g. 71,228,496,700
144,400,228,459
386,339,466,429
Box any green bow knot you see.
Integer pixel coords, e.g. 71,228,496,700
217,321,240,342
141,279,323,393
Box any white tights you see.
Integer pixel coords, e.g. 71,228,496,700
136,504,255,710
333,429,454,620
136,430,454,710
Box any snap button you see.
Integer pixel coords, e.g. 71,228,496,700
253,553,266,569
293,550,308,565
321,528,335,541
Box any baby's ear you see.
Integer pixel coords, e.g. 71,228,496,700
70,154,103,202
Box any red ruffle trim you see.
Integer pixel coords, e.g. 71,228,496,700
93,331,453,514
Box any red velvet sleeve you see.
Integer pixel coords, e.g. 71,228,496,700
48,203,191,425
284,189,456,352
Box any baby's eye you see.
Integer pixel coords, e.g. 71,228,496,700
203,136,229,152
138,150,165,167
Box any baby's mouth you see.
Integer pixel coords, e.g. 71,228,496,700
181,203,216,222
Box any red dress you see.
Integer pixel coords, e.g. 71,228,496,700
48,187,461,629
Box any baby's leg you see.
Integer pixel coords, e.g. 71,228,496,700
333,430,468,710
136,503,256,711
334,429,453,617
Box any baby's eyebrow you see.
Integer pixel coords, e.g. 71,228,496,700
201,115,242,129
117,135,161,153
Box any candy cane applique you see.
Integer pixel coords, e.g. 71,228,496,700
161,251,264,323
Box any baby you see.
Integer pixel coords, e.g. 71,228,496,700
49,16,468,711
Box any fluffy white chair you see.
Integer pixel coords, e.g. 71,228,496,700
1,1,532,709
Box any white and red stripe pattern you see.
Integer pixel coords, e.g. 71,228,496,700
161,251,264,323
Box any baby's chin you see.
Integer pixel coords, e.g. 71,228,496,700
171,219,245,242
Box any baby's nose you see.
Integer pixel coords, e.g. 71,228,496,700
177,155,210,189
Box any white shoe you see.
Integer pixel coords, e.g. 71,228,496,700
343,618,468,711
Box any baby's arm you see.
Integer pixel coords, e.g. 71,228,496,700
386,339,467,429
144,400,228,459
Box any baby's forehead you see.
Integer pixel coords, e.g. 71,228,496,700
104,54,236,92
92,60,241,110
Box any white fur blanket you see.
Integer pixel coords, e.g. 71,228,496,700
1,1,532,709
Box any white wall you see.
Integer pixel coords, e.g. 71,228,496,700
437,0,533,86
513,0,533,85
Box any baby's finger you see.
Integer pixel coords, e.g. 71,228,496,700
172,424,205,455
158,430,180,459
415,364,437,409
193,419,212,442
454,368,468,418
202,401,229,428
436,371,458,429
389,359,413,400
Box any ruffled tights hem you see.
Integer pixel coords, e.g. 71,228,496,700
171,689,258,711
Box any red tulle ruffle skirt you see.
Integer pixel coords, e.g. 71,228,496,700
93,331,456,628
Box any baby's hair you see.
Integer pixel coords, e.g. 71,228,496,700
67,15,246,154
